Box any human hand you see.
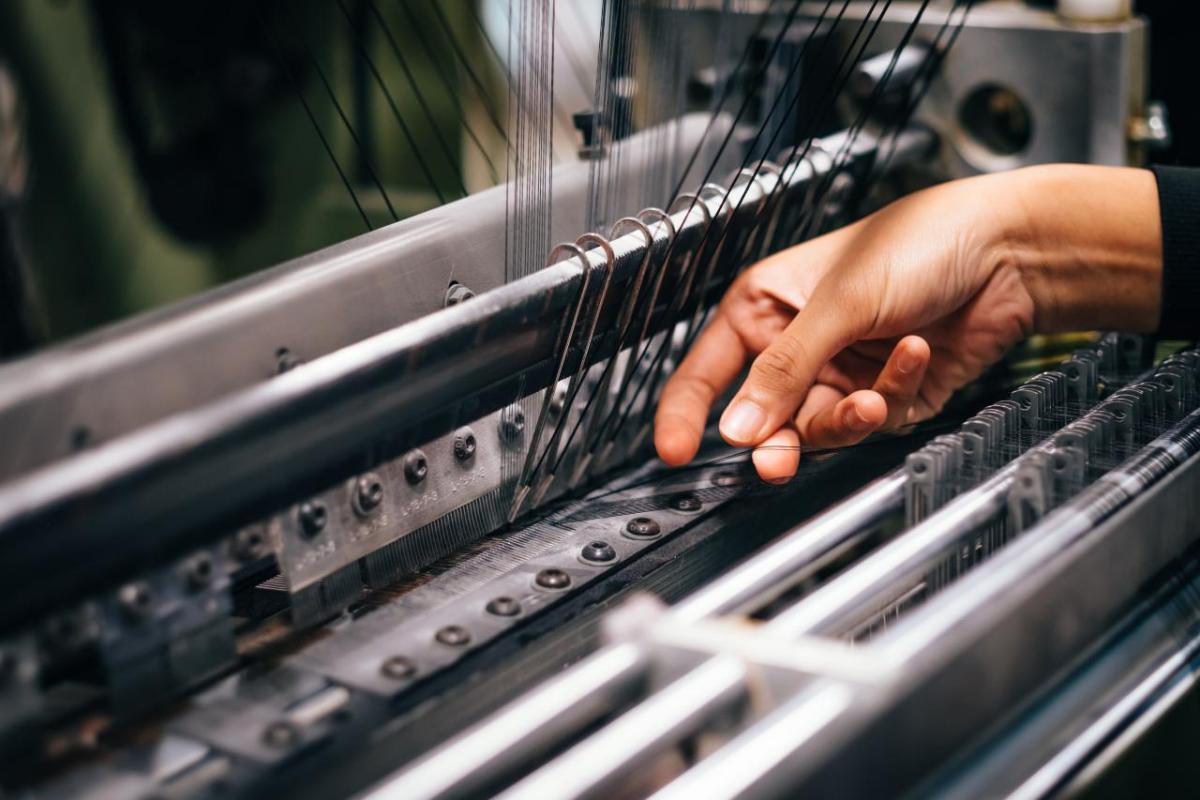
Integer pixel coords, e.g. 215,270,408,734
654,165,1162,481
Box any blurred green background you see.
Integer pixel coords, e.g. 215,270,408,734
0,0,501,351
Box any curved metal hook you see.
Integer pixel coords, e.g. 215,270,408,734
534,232,619,485
511,241,594,513
697,182,733,223
608,217,656,335
667,193,711,239
636,206,677,243
546,241,590,268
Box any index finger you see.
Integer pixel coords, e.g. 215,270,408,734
654,313,749,465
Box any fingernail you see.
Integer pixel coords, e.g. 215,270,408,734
847,404,874,431
720,400,767,442
896,347,923,375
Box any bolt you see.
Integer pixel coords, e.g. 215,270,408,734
713,471,743,487
275,347,302,374
435,625,471,646
445,282,475,307
453,428,477,461
535,568,571,590
581,540,616,563
379,655,417,681
118,582,153,621
235,526,268,561
486,596,521,617
298,501,327,538
404,450,429,485
354,473,384,515
70,425,91,451
625,517,661,538
262,720,300,749
184,553,214,590
670,493,702,513
500,406,526,444
548,385,568,418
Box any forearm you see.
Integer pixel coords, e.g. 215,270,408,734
993,164,1163,334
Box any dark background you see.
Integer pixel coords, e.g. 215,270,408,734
1141,0,1198,167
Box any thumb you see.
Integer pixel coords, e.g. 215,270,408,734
718,283,867,446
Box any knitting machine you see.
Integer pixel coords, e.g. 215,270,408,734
0,2,1192,798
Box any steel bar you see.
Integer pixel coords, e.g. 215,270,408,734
357,644,648,800
671,472,907,622
767,377,1168,639
0,125,929,633
653,409,1200,800
495,657,748,800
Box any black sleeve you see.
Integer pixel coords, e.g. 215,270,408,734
1151,165,1200,338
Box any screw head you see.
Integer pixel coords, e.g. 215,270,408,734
435,625,471,646
453,428,477,461
235,526,268,561
581,540,616,563
669,493,702,513
625,517,661,538
445,282,475,307
548,385,568,418
184,553,215,590
118,582,153,621
713,471,743,487
354,473,384,515
262,720,300,749
535,568,571,590
404,450,429,485
500,406,526,444
275,348,302,374
379,655,416,680
486,596,521,617
298,501,327,538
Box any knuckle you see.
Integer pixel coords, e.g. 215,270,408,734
753,343,807,392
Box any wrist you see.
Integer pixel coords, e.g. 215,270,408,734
987,164,1162,334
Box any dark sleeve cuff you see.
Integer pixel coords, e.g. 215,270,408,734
1151,165,1200,339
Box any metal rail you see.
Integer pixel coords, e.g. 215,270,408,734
0,126,934,634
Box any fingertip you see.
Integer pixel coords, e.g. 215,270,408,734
654,415,700,466
719,398,769,446
894,335,931,376
752,427,801,483
847,390,887,430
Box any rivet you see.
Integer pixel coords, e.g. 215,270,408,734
298,501,327,538
548,385,568,418
354,473,384,515
445,282,475,307
500,405,526,444
486,596,521,617
625,517,661,538
261,720,300,749
184,553,214,590
275,347,302,374
235,526,268,561
581,540,616,563
118,582,153,621
670,493,702,513
379,655,416,680
535,568,571,590
404,450,429,485
453,428,477,461
713,471,743,487
435,625,471,646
